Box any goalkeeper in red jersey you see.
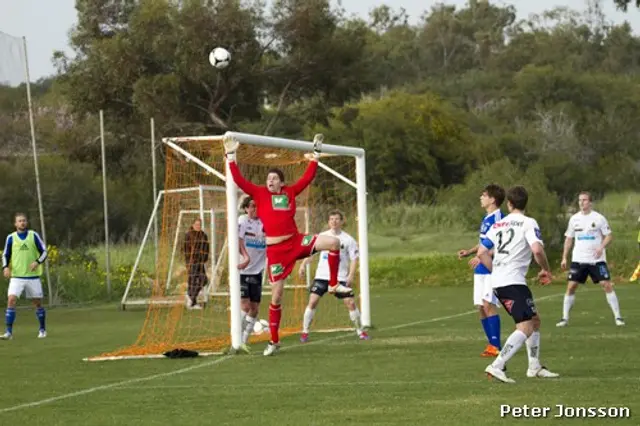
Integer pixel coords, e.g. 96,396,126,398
224,134,352,356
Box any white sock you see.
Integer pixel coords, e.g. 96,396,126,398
526,331,541,371
240,311,247,333
241,315,257,344
303,307,315,333
492,330,528,370
349,308,362,334
562,294,575,320
606,291,621,318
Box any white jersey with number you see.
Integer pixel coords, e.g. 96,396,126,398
314,230,359,282
238,215,266,275
564,211,611,264
481,213,544,288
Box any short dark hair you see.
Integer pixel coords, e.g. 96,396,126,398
240,195,254,210
483,184,505,207
267,168,285,182
328,209,344,221
579,191,592,201
14,212,27,221
506,186,528,211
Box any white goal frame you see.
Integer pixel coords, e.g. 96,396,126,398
120,185,228,309
162,131,371,352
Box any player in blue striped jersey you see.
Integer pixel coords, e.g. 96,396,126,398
1,213,48,339
458,184,505,357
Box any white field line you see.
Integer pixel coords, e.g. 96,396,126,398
117,375,640,390
0,288,600,413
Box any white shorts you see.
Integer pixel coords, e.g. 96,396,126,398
8,278,44,299
473,274,498,307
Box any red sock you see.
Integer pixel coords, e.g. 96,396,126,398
328,250,339,286
269,303,282,344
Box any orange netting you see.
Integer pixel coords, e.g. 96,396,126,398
96,137,359,357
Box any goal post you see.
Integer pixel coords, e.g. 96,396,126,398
90,131,370,360
222,131,371,330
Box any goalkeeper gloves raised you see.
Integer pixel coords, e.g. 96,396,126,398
223,138,239,161
312,133,323,159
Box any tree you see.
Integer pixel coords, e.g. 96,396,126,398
262,0,374,133
614,0,640,11
312,90,477,197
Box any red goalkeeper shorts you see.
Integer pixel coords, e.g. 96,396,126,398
267,233,318,283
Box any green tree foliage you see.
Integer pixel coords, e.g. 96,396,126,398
2,0,640,248
313,91,476,197
439,159,565,246
614,0,640,11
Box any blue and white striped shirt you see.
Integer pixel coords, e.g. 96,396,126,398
475,209,503,275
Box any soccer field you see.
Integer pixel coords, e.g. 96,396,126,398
0,284,637,425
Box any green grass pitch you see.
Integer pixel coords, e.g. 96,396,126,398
0,284,638,425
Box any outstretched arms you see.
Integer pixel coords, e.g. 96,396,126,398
223,138,260,195
224,134,325,196
290,134,323,195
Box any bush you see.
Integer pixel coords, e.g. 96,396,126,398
438,158,565,248
0,244,154,305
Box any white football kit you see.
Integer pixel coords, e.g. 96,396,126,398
564,211,611,264
238,215,266,275
314,230,358,283
482,213,544,289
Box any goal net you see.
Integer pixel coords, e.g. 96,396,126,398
90,132,370,360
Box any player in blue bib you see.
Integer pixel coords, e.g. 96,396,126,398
458,184,505,357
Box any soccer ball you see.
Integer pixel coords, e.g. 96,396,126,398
209,47,230,69
253,319,269,335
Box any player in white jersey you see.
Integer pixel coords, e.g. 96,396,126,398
237,196,267,345
557,191,624,327
477,186,559,383
297,210,369,342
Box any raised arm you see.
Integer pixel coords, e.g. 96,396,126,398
228,161,261,196
290,160,318,195
223,138,260,196
290,134,323,195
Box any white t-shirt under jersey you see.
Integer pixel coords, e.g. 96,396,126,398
314,230,359,282
481,213,544,288
238,215,266,275
564,211,611,264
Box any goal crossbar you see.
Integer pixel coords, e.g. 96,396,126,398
164,131,365,158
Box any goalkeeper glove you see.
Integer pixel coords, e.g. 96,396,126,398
223,138,239,161
312,133,323,159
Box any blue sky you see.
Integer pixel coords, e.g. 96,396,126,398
1,0,640,83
